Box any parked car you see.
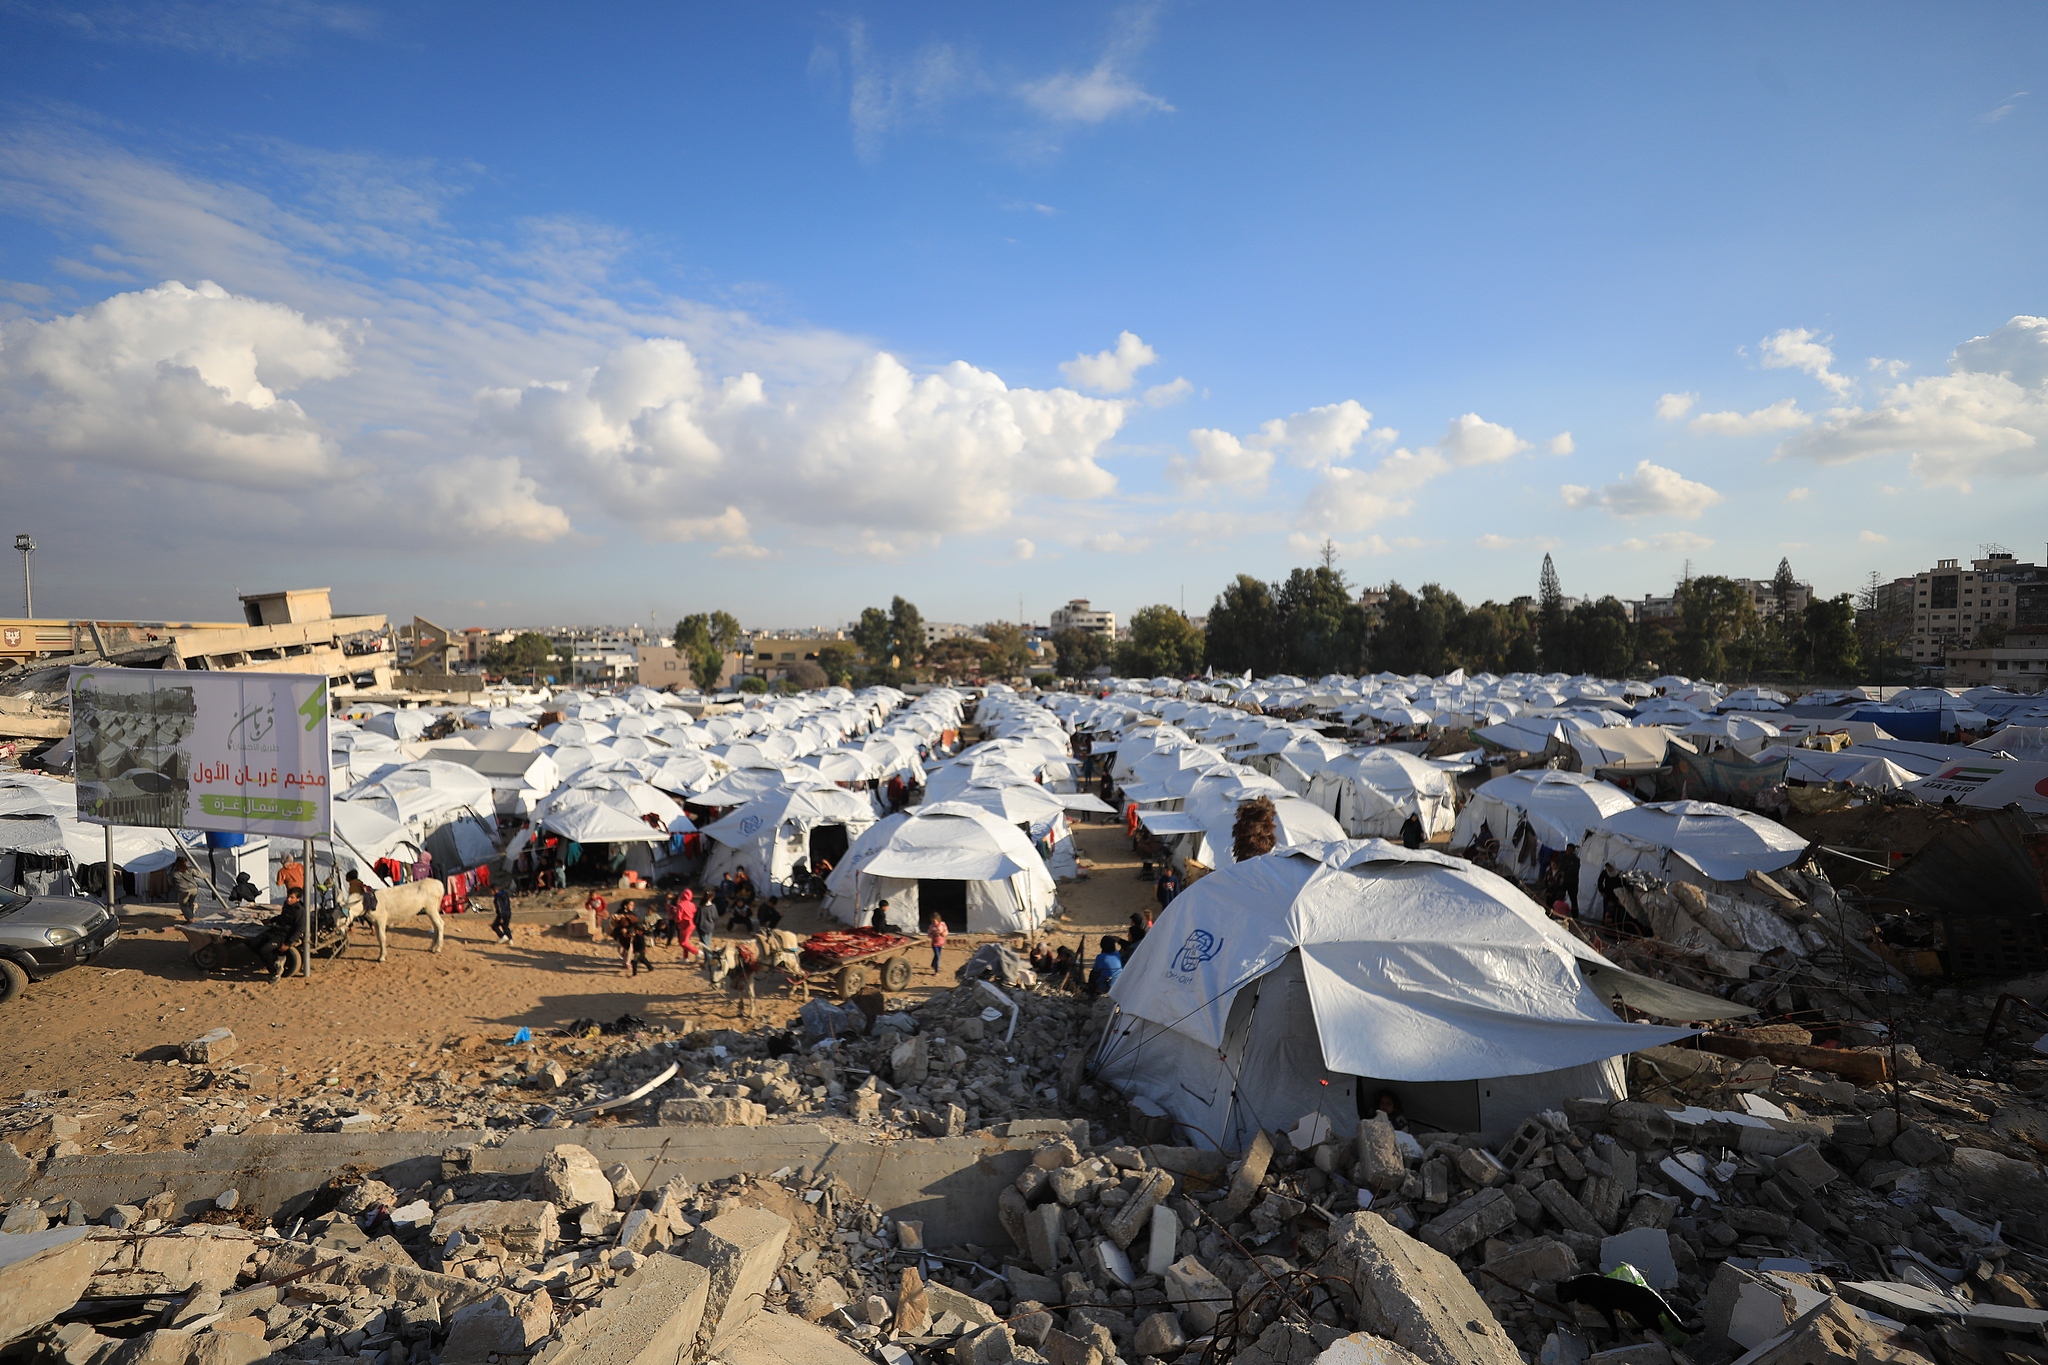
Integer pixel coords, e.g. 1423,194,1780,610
0,888,120,1001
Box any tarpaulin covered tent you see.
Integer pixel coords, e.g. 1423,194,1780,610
701,785,878,895
823,802,1056,934
1575,800,1808,914
1303,749,1457,839
1093,841,1721,1149
1451,770,1638,882
1907,756,2048,814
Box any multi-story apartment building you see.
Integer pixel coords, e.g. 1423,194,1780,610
1904,553,2046,667
1050,599,1117,637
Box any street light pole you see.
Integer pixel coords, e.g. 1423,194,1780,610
13,534,32,618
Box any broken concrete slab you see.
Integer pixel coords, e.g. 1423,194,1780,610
430,1199,560,1259
1479,1238,1576,1291
1104,1167,1173,1248
1598,1227,1677,1292
531,1254,709,1365
90,1226,255,1297
684,1206,792,1354
1218,1128,1276,1224
1164,1256,1231,1337
443,1290,554,1365
1420,1188,1517,1258
179,1029,236,1065
262,1240,496,1313
1326,1212,1521,1365
656,1098,767,1126
1355,1116,1408,1193
0,1224,115,1346
719,1308,875,1365
1316,1333,1435,1365
530,1144,616,1212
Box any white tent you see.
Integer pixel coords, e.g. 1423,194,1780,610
1752,746,1915,790
1907,756,2048,814
700,785,878,895
1304,749,1457,840
928,782,1080,879
822,801,1055,934
1094,841,1710,1149
1451,770,1638,882
1575,801,1808,914
539,803,672,845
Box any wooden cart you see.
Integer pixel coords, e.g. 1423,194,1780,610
797,928,920,998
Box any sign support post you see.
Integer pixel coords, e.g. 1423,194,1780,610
302,837,314,978
103,823,115,916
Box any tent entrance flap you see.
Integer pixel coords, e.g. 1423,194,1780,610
919,878,968,931
809,822,850,869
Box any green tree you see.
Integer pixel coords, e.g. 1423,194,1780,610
483,631,554,677
980,621,1031,675
852,606,895,666
785,659,829,690
1570,597,1637,678
1536,553,1568,666
890,596,926,667
1051,627,1112,679
1277,565,1372,675
1371,582,1463,675
1450,601,1537,675
1118,606,1206,678
672,611,742,691
1204,574,1282,675
737,675,768,694
815,641,862,687
1804,594,1862,679
1674,576,1757,678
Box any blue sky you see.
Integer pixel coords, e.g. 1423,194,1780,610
2,2,2045,632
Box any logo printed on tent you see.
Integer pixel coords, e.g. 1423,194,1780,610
1172,929,1222,976
738,814,762,835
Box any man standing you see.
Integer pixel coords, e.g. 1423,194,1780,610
491,881,514,945
1555,843,1582,918
696,891,717,980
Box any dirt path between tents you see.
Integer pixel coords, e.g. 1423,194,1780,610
1,819,1156,1155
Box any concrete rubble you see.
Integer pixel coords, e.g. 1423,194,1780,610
10,959,2048,1363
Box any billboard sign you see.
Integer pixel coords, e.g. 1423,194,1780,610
69,667,331,836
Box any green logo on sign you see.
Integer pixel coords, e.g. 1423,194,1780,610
299,681,327,733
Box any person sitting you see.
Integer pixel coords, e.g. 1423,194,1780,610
871,898,891,931
1087,935,1124,995
1370,1088,1408,1131
255,889,305,981
228,871,260,904
808,858,833,898
758,897,783,931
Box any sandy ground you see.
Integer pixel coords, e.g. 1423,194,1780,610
1,819,1158,1153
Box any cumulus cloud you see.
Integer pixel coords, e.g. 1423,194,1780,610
1777,315,2048,487
1656,392,1697,420
1475,533,1560,551
1689,398,1812,435
1787,486,1810,500
0,278,353,488
1293,413,1527,535
1011,537,1036,560
1081,530,1149,552
1859,530,1889,543
1546,432,1575,455
482,339,1126,544
1060,330,1156,393
416,456,571,542
1143,376,1192,407
1561,460,1723,519
1760,327,1852,396
1170,398,1387,491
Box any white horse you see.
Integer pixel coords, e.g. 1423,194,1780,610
344,878,447,960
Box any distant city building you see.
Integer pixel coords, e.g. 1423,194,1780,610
1050,599,1116,637
1945,625,2048,693
923,622,984,646
1904,553,2046,667
1730,576,1812,617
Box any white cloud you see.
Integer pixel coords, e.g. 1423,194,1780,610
1760,327,1852,396
417,456,571,542
1778,315,2048,487
1984,91,2028,123
1606,531,1715,553
1689,398,1812,435
1017,4,1172,124
0,278,354,488
1168,427,1272,491
1546,432,1575,455
1060,330,1156,393
1143,376,1191,407
1859,530,1889,544
1292,412,1526,534
1562,460,1723,519
834,24,981,160
1011,537,1036,560
1438,412,1529,466
1475,533,1560,551
485,340,1127,541
1787,486,1810,500
1868,357,1909,378
1081,530,1149,553
1169,398,1385,490
1655,392,1697,420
